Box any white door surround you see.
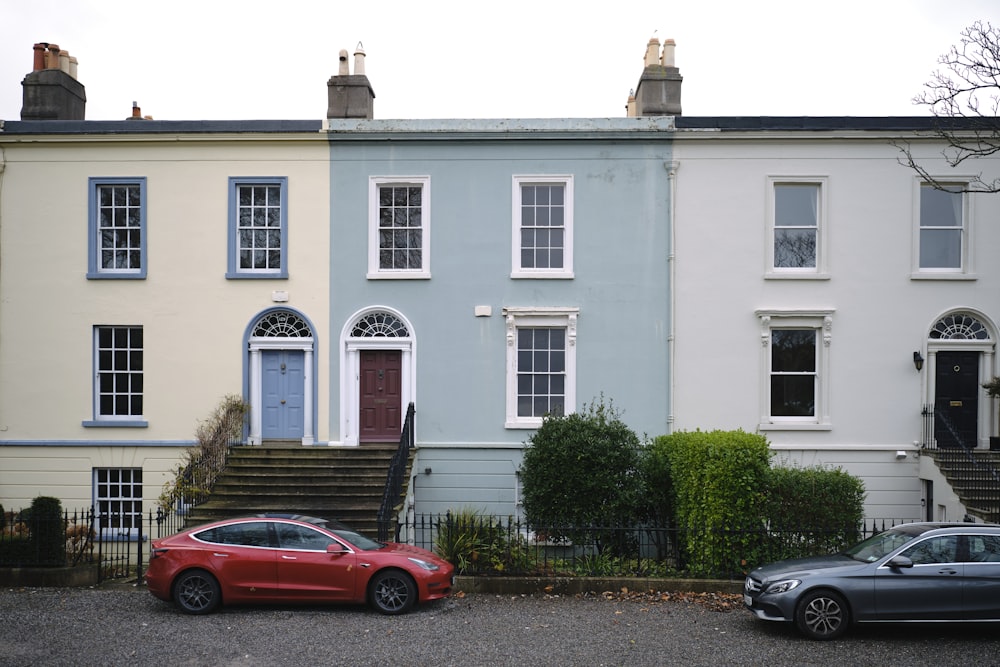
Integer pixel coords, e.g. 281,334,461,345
339,307,416,447
245,308,316,446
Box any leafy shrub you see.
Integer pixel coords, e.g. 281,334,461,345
160,394,248,510
434,509,534,574
434,508,488,574
655,429,772,577
519,396,642,543
761,465,866,562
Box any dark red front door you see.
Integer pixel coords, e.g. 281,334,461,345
359,350,402,442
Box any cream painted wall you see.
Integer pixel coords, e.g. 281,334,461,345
0,134,330,443
0,445,189,511
0,132,330,510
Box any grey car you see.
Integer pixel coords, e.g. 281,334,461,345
744,522,1000,639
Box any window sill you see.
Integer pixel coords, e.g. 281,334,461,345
510,272,575,280
505,420,542,430
367,271,431,280
226,272,288,280
758,422,832,432
82,420,149,428
764,272,830,281
87,272,146,280
909,272,977,281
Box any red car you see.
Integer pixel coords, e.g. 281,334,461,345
146,515,454,615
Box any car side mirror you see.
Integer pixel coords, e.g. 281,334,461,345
888,555,913,569
327,543,348,555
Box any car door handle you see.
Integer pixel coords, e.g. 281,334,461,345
938,568,958,575
213,553,229,558
282,555,297,560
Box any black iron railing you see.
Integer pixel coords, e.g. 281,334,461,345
0,506,188,583
376,402,416,541
920,404,1000,521
399,512,918,580
0,508,941,583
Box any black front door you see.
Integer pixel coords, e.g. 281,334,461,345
935,351,980,448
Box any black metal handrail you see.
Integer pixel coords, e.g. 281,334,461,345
376,402,416,541
921,404,1000,520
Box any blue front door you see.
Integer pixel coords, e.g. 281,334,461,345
261,350,305,440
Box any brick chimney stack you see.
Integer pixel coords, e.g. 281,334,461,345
327,43,375,119
21,42,86,120
629,36,682,117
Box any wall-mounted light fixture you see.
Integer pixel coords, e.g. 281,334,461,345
913,351,924,372
896,450,908,460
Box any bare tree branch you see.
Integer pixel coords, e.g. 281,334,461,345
898,21,1000,193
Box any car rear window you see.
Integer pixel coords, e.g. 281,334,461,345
195,521,272,548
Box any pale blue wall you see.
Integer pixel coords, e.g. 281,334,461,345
328,122,674,515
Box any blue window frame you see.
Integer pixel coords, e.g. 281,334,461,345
88,177,147,279
227,177,288,279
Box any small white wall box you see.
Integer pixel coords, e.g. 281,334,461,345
474,305,492,317
896,451,907,460
272,291,289,302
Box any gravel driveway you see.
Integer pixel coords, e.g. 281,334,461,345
1,584,998,666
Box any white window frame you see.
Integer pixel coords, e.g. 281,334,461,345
93,467,142,541
368,176,431,279
912,180,974,279
765,176,828,279
84,325,147,428
503,307,578,429
511,175,574,279
756,309,833,431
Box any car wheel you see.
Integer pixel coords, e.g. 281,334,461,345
173,569,221,615
369,569,416,615
795,589,849,640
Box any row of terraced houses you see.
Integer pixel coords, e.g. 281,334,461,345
2,38,999,538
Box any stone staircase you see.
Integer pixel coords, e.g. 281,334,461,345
184,443,410,536
926,448,1000,522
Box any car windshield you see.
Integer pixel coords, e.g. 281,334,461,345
331,529,385,551
843,528,921,563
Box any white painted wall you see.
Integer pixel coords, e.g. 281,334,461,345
671,131,1000,519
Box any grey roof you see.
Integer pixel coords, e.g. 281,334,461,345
1,116,994,136
0,119,323,134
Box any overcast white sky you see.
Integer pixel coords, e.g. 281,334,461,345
2,0,998,122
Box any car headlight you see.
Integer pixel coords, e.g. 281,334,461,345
408,557,440,571
764,579,801,594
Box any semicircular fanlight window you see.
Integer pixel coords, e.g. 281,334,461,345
928,313,990,340
351,312,409,338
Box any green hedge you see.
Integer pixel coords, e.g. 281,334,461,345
761,465,866,562
653,430,772,577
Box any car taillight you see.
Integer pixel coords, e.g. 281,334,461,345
150,548,169,560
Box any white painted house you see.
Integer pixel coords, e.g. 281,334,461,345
668,116,1000,521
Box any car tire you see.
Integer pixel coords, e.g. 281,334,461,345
369,569,416,615
795,589,849,640
173,569,221,615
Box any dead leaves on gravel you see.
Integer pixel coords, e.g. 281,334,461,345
573,587,742,612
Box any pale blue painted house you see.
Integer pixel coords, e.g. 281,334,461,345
325,118,678,516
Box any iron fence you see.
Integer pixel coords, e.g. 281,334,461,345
396,512,919,580
0,506,189,583
0,507,933,583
